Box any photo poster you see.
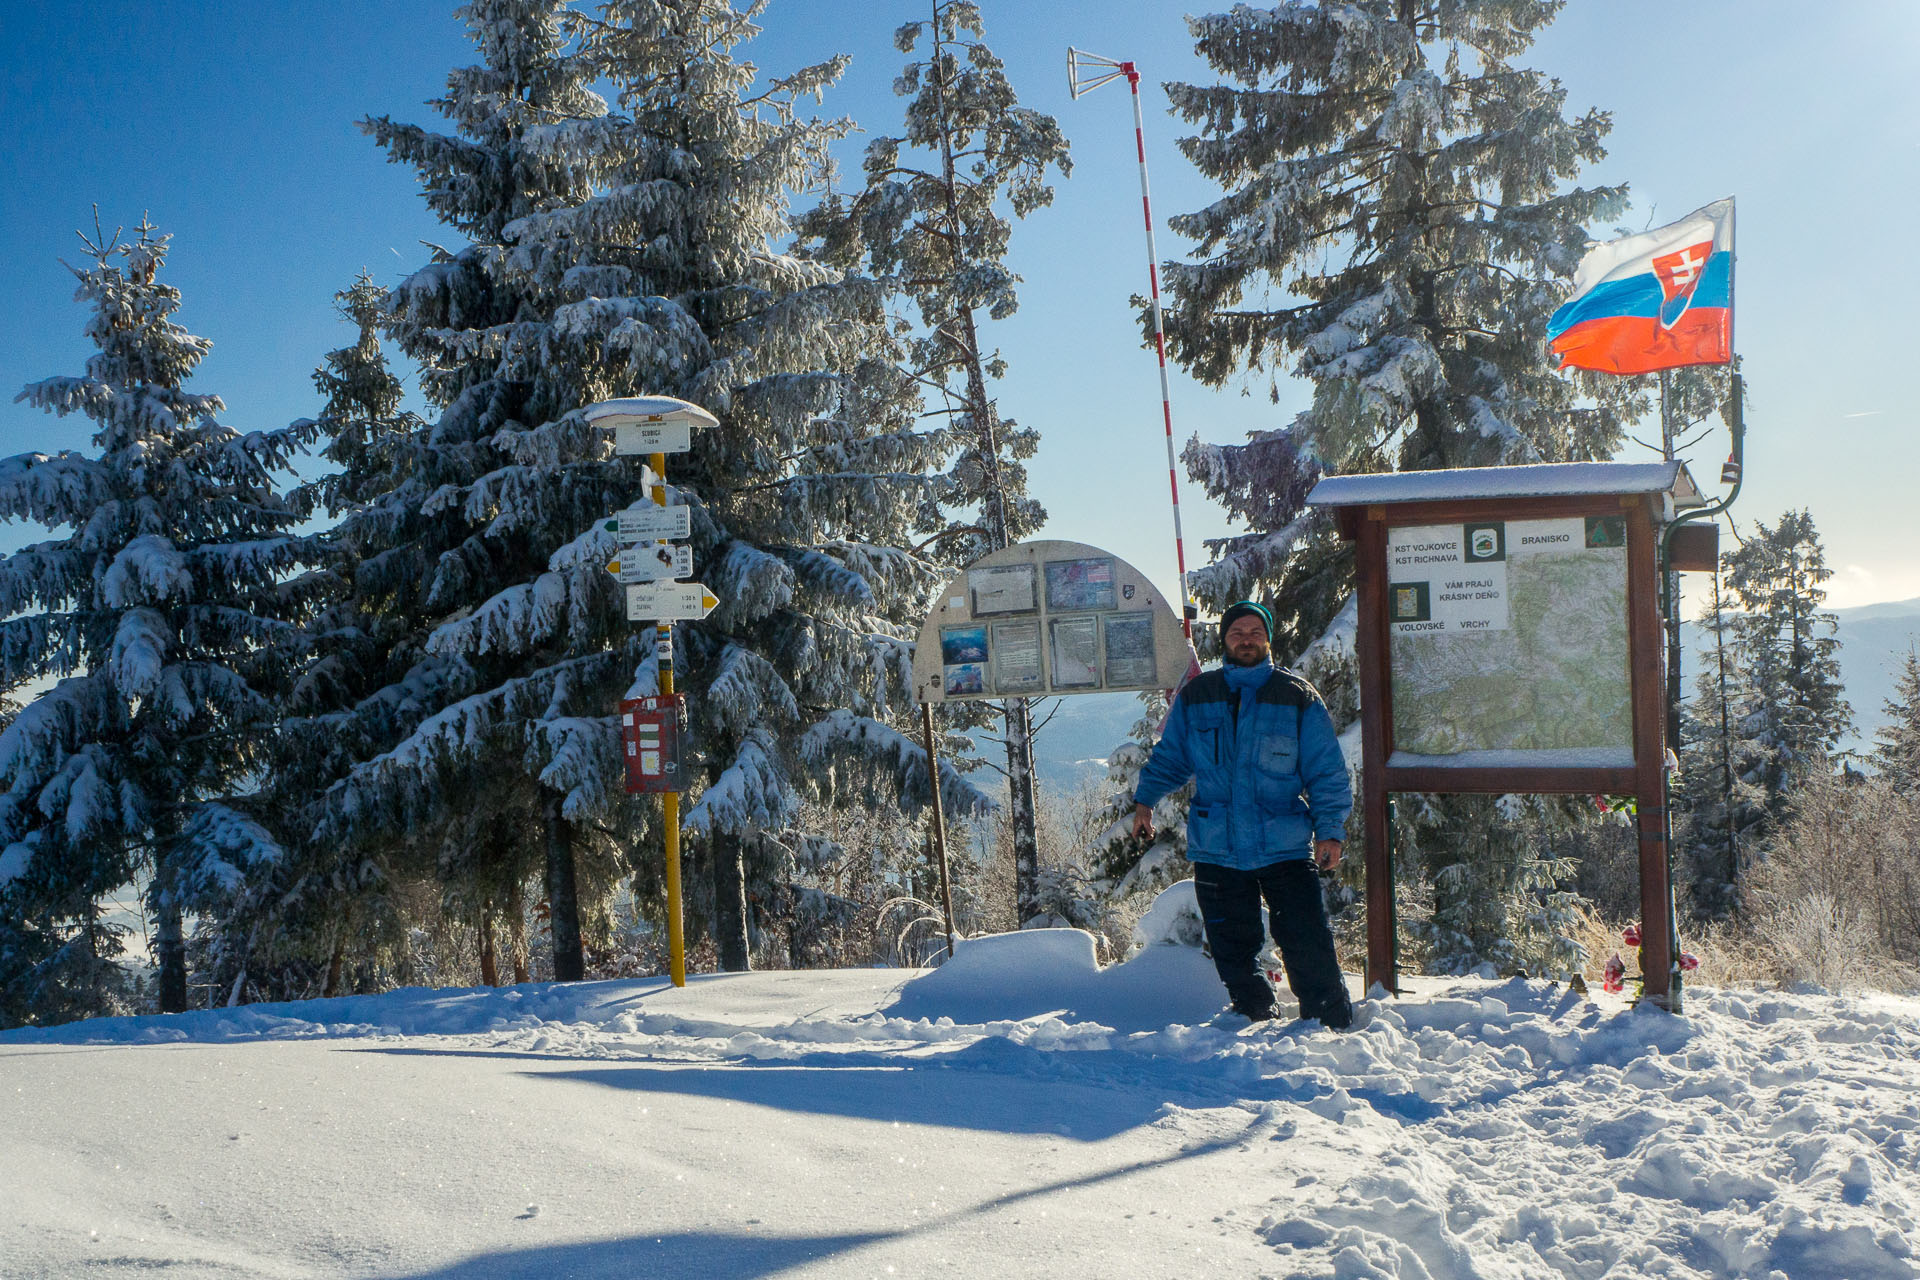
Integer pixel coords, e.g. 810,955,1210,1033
1049,615,1101,689
1102,612,1158,687
941,624,989,698
1044,556,1117,612
989,620,1044,693
969,563,1037,616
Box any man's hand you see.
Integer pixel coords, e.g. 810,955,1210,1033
1131,803,1153,840
1313,838,1343,871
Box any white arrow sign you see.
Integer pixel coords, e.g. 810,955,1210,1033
608,543,694,584
626,581,720,622
605,502,692,542
612,420,693,456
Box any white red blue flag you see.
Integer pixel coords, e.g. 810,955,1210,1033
1548,199,1734,375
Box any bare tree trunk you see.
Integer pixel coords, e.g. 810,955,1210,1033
510,894,530,984
323,931,345,999
711,831,751,972
479,898,499,987
1002,699,1040,924
542,789,585,982
155,895,188,1013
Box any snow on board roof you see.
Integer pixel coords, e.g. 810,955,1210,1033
1306,460,1705,508
582,396,719,429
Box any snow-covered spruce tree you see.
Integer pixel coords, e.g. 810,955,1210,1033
799,0,1069,922
1722,509,1852,833
198,274,434,1003
317,0,633,985
0,218,318,1022
1085,692,1185,898
337,0,983,980
1155,1,1635,968
1872,649,1920,792
1674,565,1767,916
574,0,992,967
1162,0,1632,653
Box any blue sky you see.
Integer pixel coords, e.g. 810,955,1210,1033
2,0,1915,612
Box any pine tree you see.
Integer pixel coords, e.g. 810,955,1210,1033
574,0,996,968
0,217,318,1022
1871,649,1920,791
1085,691,1190,902
197,274,432,1003
1148,1,1646,969
1160,0,1631,647
1722,509,1852,829
332,0,983,980
311,0,626,985
1674,566,1767,915
801,0,1070,922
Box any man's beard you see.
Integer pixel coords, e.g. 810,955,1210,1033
1225,644,1269,666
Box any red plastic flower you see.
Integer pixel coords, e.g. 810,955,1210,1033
1679,953,1700,971
1623,923,1641,947
1602,952,1626,994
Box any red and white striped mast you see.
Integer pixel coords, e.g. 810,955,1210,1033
1069,47,1196,642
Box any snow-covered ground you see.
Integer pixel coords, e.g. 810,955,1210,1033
7,924,1920,1279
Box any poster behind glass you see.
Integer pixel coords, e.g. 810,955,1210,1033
1044,557,1117,612
1048,616,1101,689
969,563,1037,616
1102,612,1158,687
990,620,1044,694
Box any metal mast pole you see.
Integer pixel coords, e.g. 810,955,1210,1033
651,451,687,989
1071,49,1196,640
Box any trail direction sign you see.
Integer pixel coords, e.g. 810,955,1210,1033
626,581,720,622
605,502,692,542
609,543,694,584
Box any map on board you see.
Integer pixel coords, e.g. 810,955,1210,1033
1388,517,1632,757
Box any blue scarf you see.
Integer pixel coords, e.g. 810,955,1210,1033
1221,657,1272,744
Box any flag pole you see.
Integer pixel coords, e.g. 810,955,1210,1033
1069,48,1195,642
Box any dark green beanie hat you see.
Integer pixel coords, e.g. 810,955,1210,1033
1220,600,1273,641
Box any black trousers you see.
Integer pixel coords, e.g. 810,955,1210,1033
1192,858,1352,1028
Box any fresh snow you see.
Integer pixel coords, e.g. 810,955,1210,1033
6,925,1920,1279
1306,461,1699,507
1389,747,1637,770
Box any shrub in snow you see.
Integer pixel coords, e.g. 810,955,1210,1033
1133,881,1206,952
1768,895,1881,993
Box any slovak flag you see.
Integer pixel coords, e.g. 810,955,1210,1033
1547,199,1734,375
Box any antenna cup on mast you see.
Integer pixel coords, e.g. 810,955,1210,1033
1066,46,1125,99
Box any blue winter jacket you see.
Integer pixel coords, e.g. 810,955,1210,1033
1132,659,1352,869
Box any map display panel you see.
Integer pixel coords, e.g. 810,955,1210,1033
1388,517,1632,757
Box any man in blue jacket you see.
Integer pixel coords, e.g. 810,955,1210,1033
1131,600,1355,1028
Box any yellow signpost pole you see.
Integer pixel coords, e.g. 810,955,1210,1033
651,449,686,988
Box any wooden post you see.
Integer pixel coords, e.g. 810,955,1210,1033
921,701,957,959
1355,510,1397,995
1625,496,1674,1006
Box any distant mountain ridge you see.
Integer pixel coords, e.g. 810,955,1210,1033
1682,595,1920,759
